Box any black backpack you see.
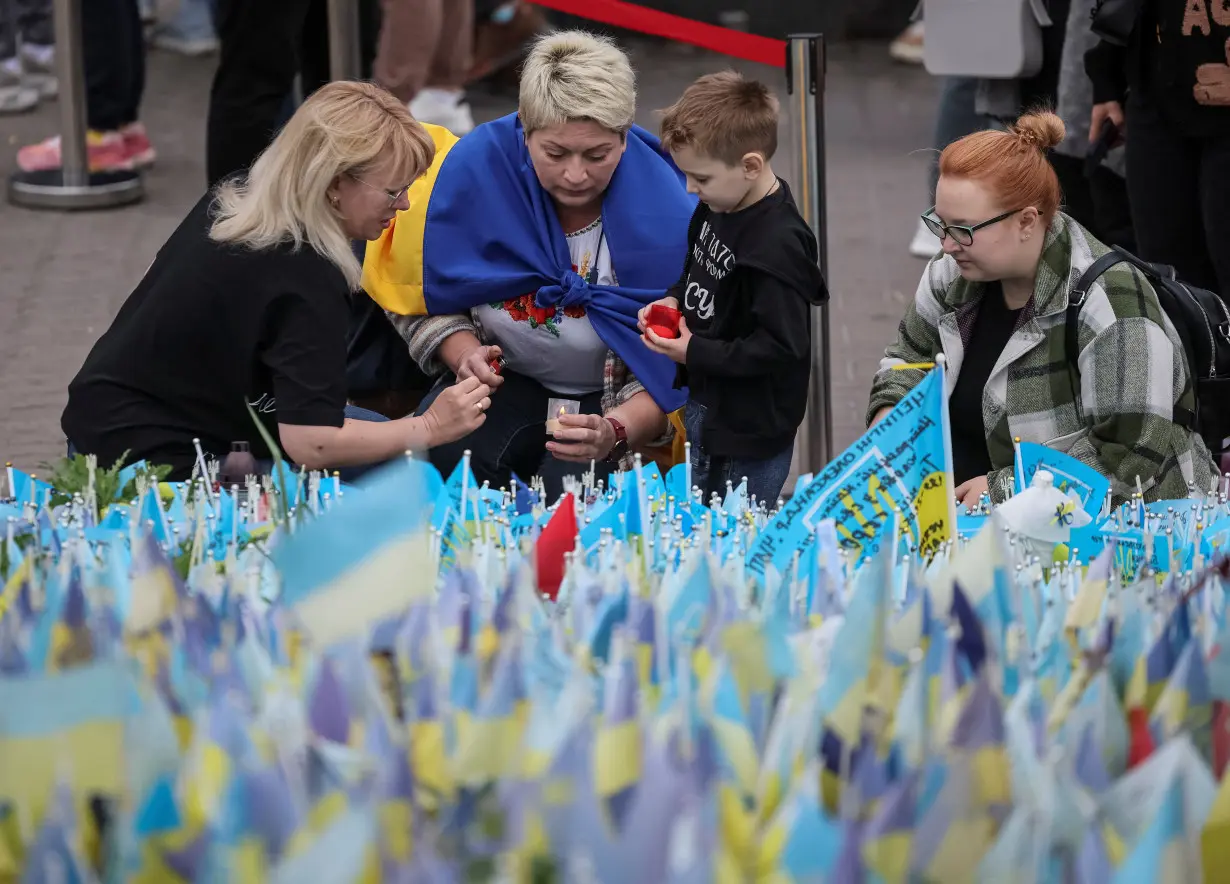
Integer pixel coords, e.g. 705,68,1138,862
1066,246,1230,456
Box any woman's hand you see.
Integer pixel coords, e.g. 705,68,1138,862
454,344,505,387
547,413,616,463
1089,101,1125,146
642,315,692,364
637,295,679,332
871,406,893,426
420,376,492,446
954,475,989,509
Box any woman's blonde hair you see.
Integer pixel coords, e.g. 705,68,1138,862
209,80,435,290
518,30,636,136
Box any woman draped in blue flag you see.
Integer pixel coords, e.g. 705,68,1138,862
360,30,696,497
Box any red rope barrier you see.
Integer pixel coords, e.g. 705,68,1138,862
526,0,787,68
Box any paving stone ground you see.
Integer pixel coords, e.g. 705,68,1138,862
0,36,939,474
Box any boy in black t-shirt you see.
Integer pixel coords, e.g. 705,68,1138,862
639,72,828,506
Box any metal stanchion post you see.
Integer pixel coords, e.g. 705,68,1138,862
326,0,362,82
786,34,832,475
7,0,143,210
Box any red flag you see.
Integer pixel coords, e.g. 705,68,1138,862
1127,706,1155,769
1213,701,1230,778
536,493,577,601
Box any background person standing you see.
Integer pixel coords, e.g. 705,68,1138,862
373,0,475,133
14,0,154,172
1086,0,1230,300
206,0,314,187
0,0,55,114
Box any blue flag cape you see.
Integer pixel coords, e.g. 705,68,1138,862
362,113,696,412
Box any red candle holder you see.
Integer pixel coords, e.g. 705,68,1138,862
646,304,682,339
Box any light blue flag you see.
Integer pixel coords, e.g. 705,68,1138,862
0,662,143,829
431,459,474,531
114,460,150,500
1110,779,1188,882
663,553,714,652
1016,441,1110,514
579,498,627,550
5,465,53,507
722,478,748,516
1068,523,1169,573
664,463,688,504
745,365,954,580
272,458,437,647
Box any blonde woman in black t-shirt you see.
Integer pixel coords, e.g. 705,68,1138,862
63,81,492,481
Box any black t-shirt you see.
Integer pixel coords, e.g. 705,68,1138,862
672,180,828,458
949,283,1022,485
62,193,351,480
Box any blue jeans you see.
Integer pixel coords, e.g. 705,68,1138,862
682,401,794,506
157,0,216,41
927,77,986,203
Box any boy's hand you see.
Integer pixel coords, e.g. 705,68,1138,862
642,315,691,363
637,296,680,333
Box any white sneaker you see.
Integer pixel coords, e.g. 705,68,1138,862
909,217,942,258
151,32,220,56
408,88,475,135
889,21,925,65
19,44,57,98
0,57,39,113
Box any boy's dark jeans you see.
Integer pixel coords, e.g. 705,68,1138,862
683,401,794,507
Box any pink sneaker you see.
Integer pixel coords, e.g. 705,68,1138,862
16,130,134,173
120,122,156,168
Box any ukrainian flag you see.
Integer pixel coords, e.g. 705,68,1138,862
360,113,695,414
0,661,142,832
271,459,438,648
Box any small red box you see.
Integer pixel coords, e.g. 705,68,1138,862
646,304,682,338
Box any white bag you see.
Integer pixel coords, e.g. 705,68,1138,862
920,0,1054,79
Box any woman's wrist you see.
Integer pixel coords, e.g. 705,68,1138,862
438,330,484,375
403,413,437,451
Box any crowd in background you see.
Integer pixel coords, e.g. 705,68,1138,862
2,0,1227,302
892,0,1228,301
0,0,544,179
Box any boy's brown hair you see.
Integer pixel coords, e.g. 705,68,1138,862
659,71,780,166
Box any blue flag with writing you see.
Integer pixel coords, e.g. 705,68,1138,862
746,365,955,579
1015,440,1110,515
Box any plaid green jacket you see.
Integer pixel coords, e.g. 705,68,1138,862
868,214,1217,504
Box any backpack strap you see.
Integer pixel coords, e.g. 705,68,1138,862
1064,250,1129,381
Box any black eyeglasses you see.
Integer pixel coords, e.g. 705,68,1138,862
921,207,1021,246
347,172,410,208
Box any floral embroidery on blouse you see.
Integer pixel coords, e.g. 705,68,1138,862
486,222,601,338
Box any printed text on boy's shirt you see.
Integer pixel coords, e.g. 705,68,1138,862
684,219,735,324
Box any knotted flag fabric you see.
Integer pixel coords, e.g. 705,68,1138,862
361,114,696,413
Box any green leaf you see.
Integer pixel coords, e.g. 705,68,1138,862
36,450,174,515
246,403,291,525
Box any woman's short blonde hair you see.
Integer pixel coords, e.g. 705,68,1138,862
209,80,435,290
518,30,636,136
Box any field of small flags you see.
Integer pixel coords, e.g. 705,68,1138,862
2,391,1230,881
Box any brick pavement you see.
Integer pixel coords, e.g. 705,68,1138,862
0,38,939,473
